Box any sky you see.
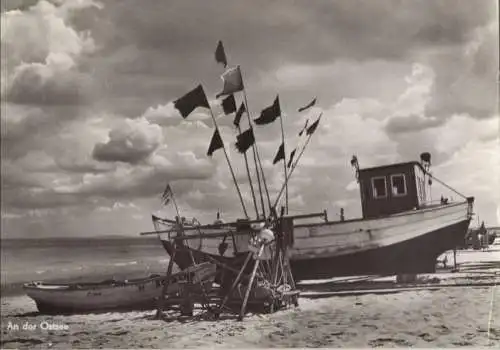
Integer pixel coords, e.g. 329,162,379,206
1,0,499,238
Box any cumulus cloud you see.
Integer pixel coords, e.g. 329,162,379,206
1,0,98,66
92,117,163,164
6,53,92,105
142,103,181,127
1,0,100,104
142,99,227,128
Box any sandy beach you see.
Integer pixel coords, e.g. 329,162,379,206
1,249,499,348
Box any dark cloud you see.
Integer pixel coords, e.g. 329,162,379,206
5,62,92,106
2,152,217,211
2,188,84,210
385,115,446,134
56,158,116,174
423,24,497,119
74,0,496,122
98,0,491,64
1,104,89,160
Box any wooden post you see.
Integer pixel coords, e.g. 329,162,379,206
270,247,281,313
238,245,264,321
453,248,457,271
156,244,177,319
216,252,253,316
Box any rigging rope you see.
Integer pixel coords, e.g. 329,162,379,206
426,172,467,200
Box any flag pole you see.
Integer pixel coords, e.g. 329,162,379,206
272,116,319,211
273,134,311,210
215,47,259,220
251,141,266,218
208,110,249,219
279,115,289,214
240,92,267,218
215,43,269,218
241,90,272,217
170,188,182,220
237,124,260,219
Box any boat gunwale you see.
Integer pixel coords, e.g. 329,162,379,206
293,200,469,229
22,262,217,292
22,275,165,292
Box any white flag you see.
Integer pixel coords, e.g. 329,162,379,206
216,65,244,98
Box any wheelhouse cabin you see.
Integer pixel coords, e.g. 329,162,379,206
357,161,429,219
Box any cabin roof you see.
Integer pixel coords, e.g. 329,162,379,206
359,161,425,174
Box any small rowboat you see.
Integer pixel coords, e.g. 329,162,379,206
24,262,216,314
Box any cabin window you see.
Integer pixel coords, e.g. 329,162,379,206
390,174,407,196
371,177,387,199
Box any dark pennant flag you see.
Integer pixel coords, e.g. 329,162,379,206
273,142,285,165
221,94,236,115
254,95,281,125
306,113,322,135
298,98,317,112
233,102,246,128
235,128,255,153
298,119,309,136
207,129,224,156
173,84,210,119
287,148,296,169
215,40,228,68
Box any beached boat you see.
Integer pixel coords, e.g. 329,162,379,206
152,156,474,281
24,262,216,314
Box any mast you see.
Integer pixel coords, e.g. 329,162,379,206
273,113,322,211
207,108,249,219
241,89,272,217
279,114,289,214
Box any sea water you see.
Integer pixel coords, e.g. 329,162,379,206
0,237,170,296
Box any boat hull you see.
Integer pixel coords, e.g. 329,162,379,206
24,263,217,314
289,201,472,280
24,276,165,314
290,218,471,280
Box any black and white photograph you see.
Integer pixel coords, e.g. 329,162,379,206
1,0,499,348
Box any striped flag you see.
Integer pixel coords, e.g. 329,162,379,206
161,184,173,205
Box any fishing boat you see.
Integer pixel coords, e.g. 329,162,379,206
24,262,216,314
151,155,474,281
288,157,474,280
142,40,475,282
